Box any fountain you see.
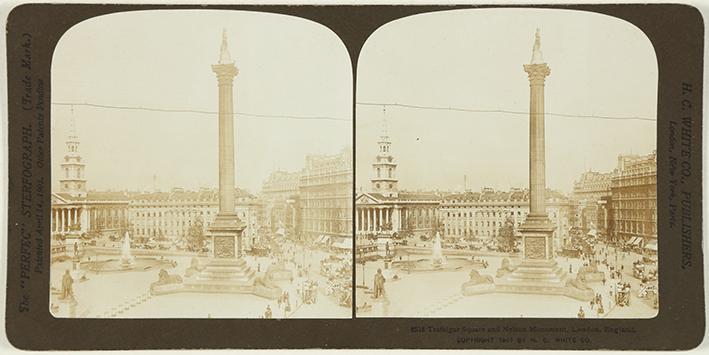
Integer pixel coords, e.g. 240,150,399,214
120,232,136,268
431,232,444,267
391,232,478,272
80,232,175,273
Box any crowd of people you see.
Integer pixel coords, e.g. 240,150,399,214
571,239,659,318
321,255,353,308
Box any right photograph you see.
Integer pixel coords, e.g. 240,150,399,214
354,9,658,318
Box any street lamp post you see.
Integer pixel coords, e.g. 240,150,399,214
358,248,366,287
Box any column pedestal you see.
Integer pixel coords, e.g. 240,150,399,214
175,213,274,297
494,215,593,301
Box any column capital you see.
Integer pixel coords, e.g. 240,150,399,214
212,63,239,85
523,63,551,85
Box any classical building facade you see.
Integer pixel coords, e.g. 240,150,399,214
299,147,353,241
439,188,573,249
51,115,129,238
355,126,441,239
129,187,261,248
610,151,657,246
355,192,441,238
51,192,130,237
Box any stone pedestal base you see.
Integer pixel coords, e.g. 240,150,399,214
495,259,593,301
193,258,255,284
176,257,258,294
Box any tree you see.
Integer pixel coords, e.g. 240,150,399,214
187,215,205,249
496,217,516,253
157,229,167,241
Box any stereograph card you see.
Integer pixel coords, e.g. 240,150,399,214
3,2,706,351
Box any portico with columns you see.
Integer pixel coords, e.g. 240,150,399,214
51,193,129,236
355,193,440,237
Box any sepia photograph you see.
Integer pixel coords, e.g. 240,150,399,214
49,10,353,319
354,9,658,318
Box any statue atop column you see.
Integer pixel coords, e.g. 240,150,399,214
531,28,544,64
219,29,234,64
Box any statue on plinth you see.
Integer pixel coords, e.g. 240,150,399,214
60,269,74,301
372,268,386,299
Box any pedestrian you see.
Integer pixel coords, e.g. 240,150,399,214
577,307,585,319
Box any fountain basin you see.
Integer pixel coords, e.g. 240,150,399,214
81,257,177,273
391,257,480,272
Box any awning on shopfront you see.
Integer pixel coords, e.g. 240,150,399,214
316,235,331,244
644,240,658,251
332,238,353,249
626,236,643,246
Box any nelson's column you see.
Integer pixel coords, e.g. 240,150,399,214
208,30,247,263
154,31,279,299
495,29,592,301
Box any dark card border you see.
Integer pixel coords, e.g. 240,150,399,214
5,3,705,350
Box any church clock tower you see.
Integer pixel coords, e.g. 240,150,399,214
59,109,87,198
371,118,398,197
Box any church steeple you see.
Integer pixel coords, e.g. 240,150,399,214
59,106,87,197
371,108,398,197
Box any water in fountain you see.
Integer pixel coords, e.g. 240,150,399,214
431,232,444,266
121,232,135,267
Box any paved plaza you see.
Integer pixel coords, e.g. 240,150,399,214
356,243,658,319
50,246,351,319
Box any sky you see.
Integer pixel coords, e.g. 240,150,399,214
51,10,352,194
356,8,657,194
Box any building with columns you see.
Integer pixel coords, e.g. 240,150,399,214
51,114,129,238
355,123,441,239
355,192,441,238
51,192,130,237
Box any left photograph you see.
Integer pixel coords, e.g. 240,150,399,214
49,10,353,318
